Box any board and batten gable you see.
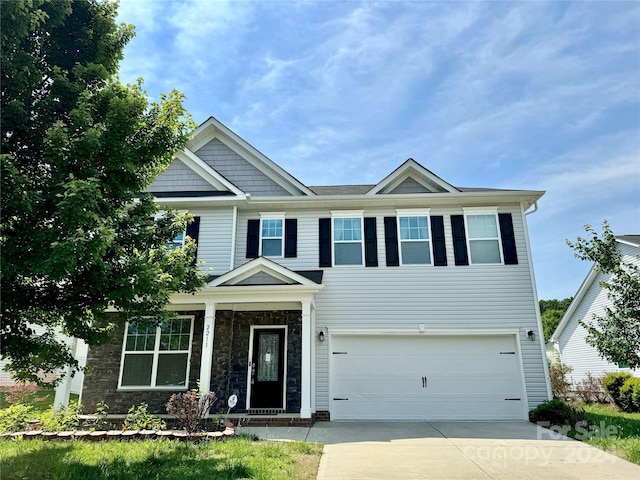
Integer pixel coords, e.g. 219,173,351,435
553,240,640,384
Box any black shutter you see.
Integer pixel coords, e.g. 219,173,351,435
285,219,297,258
499,213,518,265
319,218,331,267
430,216,447,266
451,215,469,266
246,219,259,258
364,217,378,267
185,216,200,265
384,217,399,267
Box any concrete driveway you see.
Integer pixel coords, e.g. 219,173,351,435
238,421,640,480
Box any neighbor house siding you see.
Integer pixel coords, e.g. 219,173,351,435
148,158,219,193
196,138,292,196
557,242,640,384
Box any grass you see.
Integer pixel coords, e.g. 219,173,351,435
572,402,640,465
0,390,79,411
0,436,323,480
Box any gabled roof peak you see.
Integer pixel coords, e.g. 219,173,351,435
367,158,459,195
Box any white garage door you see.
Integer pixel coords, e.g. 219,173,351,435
330,335,525,420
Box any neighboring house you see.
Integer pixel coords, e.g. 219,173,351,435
80,116,551,421
1,328,87,396
549,236,640,386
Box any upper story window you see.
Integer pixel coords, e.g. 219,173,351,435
119,316,194,389
260,215,284,257
166,230,186,250
397,209,431,265
463,208,502,264
332,212,364,266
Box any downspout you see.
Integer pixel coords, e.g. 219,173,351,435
525,200,539,216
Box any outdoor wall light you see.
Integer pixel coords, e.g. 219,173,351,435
527,330,536,341
318,328,326,342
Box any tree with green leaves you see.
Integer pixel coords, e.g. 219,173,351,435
539,297,573,342
566,222,640,369
1,0,205,385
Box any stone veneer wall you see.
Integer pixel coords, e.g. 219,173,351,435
81,311,204,414
209,310,302,414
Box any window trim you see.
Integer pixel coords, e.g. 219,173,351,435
259,213,285,258
118,315,195,391
462,207,504,265
331,210,365,267
396,209,432,266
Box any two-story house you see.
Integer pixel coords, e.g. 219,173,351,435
80,116,551,422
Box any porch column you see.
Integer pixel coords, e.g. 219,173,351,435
53,338,77,411
300,300,312,418
199,301,216,396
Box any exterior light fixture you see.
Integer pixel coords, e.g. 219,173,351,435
527,330,536,341
318,328,326,342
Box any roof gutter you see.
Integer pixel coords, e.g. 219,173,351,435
525,200,539,216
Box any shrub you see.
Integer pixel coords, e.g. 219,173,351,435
602,372,633,409
166,389,217,433
530,399,585,426
549,364,573,400
40,401,82,432
618,378,640,413
123,402,166,431
574,372,608,404
85,401,112,430
0,404,36,432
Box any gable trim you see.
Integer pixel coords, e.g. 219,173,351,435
368,159,459,195
208,257,321,288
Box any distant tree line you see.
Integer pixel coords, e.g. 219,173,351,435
539,297,573,343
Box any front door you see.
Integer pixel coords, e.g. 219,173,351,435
250,328,286,409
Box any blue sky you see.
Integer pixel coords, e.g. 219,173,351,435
116,0,640,301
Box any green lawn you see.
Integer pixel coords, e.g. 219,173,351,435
0,390,79,411
0,436,323,480
574,403,640,465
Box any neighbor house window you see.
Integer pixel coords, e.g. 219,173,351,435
166,230,186,250
463,208,502,264
119,316,194,389
333,212,364,265
397,210,431,265
260,216,284,257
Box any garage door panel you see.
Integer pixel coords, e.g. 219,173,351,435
331,335,524,420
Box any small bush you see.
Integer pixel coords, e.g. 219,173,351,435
166,389,217,433
0,404,36,432
619,378,640,413
123,402,166,431
85,401,112,430
549,364,573,400
530,399,585,426
602,372,633,409
40,401,82,432
574,372,608,404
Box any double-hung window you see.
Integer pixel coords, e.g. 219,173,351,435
332,212,364,266
397,209,431,265
463,208,502,264
119,316,194,389
260,215,284,257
